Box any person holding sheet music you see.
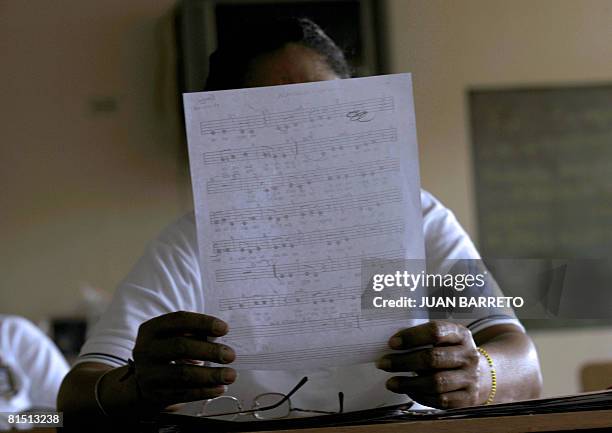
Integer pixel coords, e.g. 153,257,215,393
58,17,542,421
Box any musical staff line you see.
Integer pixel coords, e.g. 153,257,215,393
215,250,405,283
213,220,404,254
235,342,388,366
210,189,402,226
219,285,361,311
202,128,397,164
199,97,394,135
230,313,411,339
207,159,400,194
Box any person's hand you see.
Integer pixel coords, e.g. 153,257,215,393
131,311,236,411
376,321,483,409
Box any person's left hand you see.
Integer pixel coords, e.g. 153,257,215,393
376,321,483,409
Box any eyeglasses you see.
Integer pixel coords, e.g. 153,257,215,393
197,377,344,421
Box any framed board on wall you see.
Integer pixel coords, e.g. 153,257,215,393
469,83,612,329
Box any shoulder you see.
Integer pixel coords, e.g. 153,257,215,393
111,212,202,311
0,315,66,367
153,212,197,251
420,189,458,229
0,315,42,344
420,190,480,261
141,212,199,272
77,213,203,367
120,211,200,292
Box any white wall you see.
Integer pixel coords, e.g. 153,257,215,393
385,0,612,396
0,1,192,321
529,327,612,397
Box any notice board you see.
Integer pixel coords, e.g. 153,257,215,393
469,84,612,328
470,83,612,259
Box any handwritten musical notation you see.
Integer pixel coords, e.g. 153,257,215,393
212,220,404,255
202,128,397,164
218,285,362,311
199,97,394,135
184,74,424,370
214,250,405,283
209,189,402,227
235,342,390,368
230,313,411,339
206,159,400,194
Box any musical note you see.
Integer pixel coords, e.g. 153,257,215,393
215,250,404,283
199,97,394,135
183,74,424,370
206,159,399,194
210,189,401,226
212,220,404,255
219,285,361,311
203,128,397,165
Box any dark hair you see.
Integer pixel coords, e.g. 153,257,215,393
204,17,351,91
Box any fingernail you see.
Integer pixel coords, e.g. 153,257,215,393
213,320,228,335
220,346,235,363
376,358,391,370
389,336,402,349
222,369,237,384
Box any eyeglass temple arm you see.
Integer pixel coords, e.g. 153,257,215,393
200,376,310,418
257,376,309,411
256,379,343,414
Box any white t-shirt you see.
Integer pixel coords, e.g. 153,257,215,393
77,191,521,413
0,316,69,429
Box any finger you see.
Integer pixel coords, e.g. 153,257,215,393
386,371,470,395
389,321,469,350
377,346,468,372
144,365,237,388
163,403,188,413
139,311,228,339
145,337,235,364
411,390,476,409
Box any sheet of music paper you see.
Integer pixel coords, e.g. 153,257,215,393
183,74,425,370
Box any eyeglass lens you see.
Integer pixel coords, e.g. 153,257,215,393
252,393,291,420
201,395,242,421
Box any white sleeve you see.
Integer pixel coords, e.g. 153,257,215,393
421,191,524,334
0,316,69,410
76,214,203,368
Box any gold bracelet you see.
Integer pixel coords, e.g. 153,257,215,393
477,347,497,405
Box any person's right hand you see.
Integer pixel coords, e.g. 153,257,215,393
131,311,236,410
